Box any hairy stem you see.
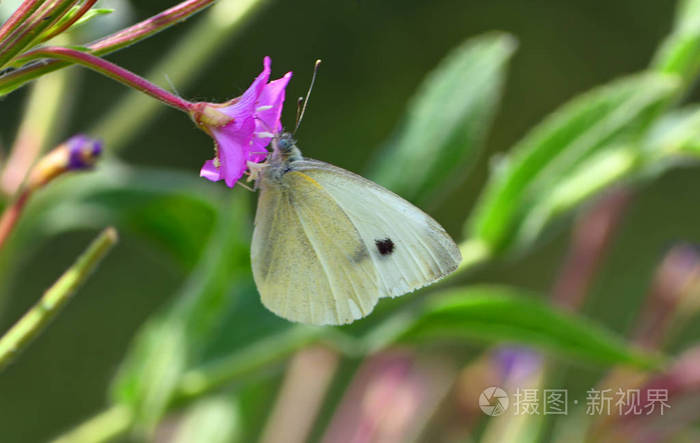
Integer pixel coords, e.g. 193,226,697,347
19,46,192,111
0,0,45,47
0,0,79,68
91,0,269,152
39,0,98,43
0,0,216,95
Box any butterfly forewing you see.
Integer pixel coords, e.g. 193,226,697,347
296,160,462,295
252,170,381,325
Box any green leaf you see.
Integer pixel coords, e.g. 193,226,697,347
109,192,252,434
369,32,516,203
513,105,700,247
644,106,700,157
38,6,113,42
652,0,700,88
23,162,222,268
394,286,663,369
72,9,114,29
467,73,679,252
514,145,639,248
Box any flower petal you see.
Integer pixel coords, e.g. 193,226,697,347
251,71,293,159
214,116,256,187
200,159,222,182
256,71,293,133
220,56,272,121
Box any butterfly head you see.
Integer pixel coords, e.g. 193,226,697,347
270,131,303,163
277,132,296,153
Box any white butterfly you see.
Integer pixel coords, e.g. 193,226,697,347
250,132,462,325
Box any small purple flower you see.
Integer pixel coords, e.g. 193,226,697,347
191,57,292,187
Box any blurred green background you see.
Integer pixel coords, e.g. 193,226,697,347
1,0,699,442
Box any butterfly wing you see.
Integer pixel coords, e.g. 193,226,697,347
294,159,462,298
251,170,382,325
251,159,462,326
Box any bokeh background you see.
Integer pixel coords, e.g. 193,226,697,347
0,0,699,442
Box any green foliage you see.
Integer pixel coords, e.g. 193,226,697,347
25,163,221,268
370,32,516,203
645,106,700,159
394,286,662,369
653,0,700,88
467,73,679,253
109,193,251,434
40,7,114,43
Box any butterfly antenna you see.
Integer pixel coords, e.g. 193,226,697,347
295,96,304,130
294,59,321,135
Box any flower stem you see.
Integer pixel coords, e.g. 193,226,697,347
0,0,78,69
0,48,72,196
0,189,32,251
91,0,269,152
52,405,133,443
0,227,118,372
175,326,324,403
39,0,98,43
90,0,216,53
0,0,216,95
0,0,44,48
19,46,192,111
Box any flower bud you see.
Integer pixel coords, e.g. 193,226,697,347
27,135,102,190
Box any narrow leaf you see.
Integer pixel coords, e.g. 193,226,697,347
644,106,700,157
652,0,700,88
369,32,516,203
396,286,663,370
514,145,639,248
467,73,679,252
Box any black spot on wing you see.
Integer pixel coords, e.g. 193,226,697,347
375,238,395,256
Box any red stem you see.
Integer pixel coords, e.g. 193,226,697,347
0,0,44,46
21,46,192,112
0,0,79,68
0,0,216,94
40,0,99,43
0,190,31,251
89,0,216,53
0,0,215,95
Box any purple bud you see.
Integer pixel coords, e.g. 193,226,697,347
27,134,103,190
66,135,102,170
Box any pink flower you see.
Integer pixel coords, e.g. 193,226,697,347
191,57,292,187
